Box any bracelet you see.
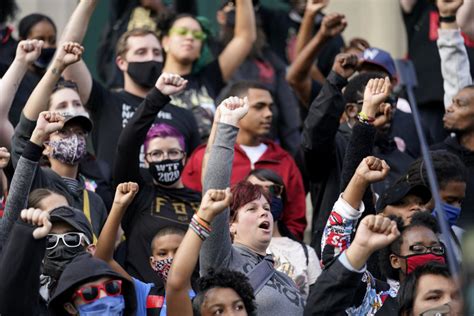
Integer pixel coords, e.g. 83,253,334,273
357,112,375,125
190,216,212,240
439,15,456,23
193,214,211,231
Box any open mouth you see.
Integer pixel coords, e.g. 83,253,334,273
258,221,270,230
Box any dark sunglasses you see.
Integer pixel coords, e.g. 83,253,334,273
267,184,284,197
46,232,90,250
72,279,122,303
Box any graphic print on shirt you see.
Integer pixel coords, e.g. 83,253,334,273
151,195,199,224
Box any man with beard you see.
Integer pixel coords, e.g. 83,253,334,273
0,206,95,315
303,54,413,256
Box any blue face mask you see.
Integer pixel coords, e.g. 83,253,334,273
78,295,125,316
442,203,462,226
270,196,284,221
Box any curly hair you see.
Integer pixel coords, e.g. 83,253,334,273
379,211,440,281
192,268,256,316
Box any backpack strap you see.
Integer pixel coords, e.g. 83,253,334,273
246,255,275,295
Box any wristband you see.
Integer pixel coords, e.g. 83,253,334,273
193,214,211,231
439,15,456,23
357,112,375,125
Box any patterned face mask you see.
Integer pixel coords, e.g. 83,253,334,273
48,134,87,165
152,257,173,282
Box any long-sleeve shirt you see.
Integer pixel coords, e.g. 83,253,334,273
200,122,305,315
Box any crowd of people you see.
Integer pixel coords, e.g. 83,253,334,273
0,0,473,315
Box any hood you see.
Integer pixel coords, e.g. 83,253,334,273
48,253,136,316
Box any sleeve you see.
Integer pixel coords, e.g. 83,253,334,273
132,277,153,316
320,195,364,268
281,158,307,240
437,28,473,109
199,123,239,274
11,113,37,167
301,71,348,182
0,141,43,254
0,221,46,315
114,87,171,186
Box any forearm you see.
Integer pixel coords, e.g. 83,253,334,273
457,0,474,38
95,204,125,263
62,61,93,104
233,0,256,41
201,118,219,185
0,142,42,253
58,0,97,44
11,114,37,167
0,60,28,120
22,61,65,121
114,88,170,185
295,10,317,56
437,28,472,109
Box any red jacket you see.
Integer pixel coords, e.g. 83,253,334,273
183,139,307,239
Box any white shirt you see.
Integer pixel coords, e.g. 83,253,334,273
267,237,321,300
240,143,268,168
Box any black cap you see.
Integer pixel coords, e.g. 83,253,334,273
49,206,94,244
377,180,432,212
63,113,93,133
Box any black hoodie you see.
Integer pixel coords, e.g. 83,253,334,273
48,253,137,316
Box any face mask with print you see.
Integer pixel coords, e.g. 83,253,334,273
48,134,87,165
148,159,184,186
127,61,163,89
152,257,173,282
78,295,125,316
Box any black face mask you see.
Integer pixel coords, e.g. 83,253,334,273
42,243,85,280
127,61,163,88
34,47,56,69
148,159,184,186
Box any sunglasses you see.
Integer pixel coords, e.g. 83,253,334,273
46,232,91,250
72,280,122,303
169,27,207,41
267,184,284,197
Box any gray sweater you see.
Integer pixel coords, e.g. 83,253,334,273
200,123,305,315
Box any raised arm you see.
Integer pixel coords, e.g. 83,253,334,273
59,0,98,105
200,97,248,272
301,53,357,182
94,182,139,281
22,42,83,121
320,156,390,267
218,0,256,82
114,73,187,186
166,188,232,316
287,13,347,106
436,0,472,109
457,0,474,38
0,40,43,149
294,0,328,56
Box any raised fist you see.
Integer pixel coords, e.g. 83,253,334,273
155,73,188,96
320,13,347,39
16,39,44,64
352,214,399,253
361,77,392,118
332,53,358,79
305,0,328,15
55,42,84,68
218,96,249,127
354,156,390,184
113,182,139,208
21,208,52,239
0,147,10,169
32,111,66,144
198,188,233,223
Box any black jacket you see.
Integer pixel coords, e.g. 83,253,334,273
432,135,474,227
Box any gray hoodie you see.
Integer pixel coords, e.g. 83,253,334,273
200,122,305,315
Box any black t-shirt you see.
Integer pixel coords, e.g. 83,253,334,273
403,0,474,105
122,184,201,288
0,63,41,127
86,81,201,168
168,59,226,141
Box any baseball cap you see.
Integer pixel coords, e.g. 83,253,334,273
63,113,93,133
377,179,432,212
49,206,94,243
361,47,397,79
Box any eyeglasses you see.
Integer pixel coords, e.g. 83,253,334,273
72,280,122,303
408,244,445,256
46,232,91,250
146,149,184,162
267,184,284,197
169,27,207,41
